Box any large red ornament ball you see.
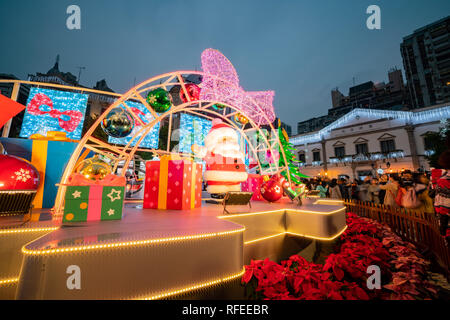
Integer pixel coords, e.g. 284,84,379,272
260,175,283,202
0,155,40,190
179,83,201,103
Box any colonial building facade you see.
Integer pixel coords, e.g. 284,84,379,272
290,104,450,179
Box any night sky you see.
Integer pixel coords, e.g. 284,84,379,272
1,0,449,133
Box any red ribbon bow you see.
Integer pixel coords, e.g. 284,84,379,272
27,93,83,132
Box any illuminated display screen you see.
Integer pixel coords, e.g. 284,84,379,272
179,113,212,154
20,87,88,139
240,135,250,167
108,101,161,149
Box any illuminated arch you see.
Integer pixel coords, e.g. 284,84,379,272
54,70,291,212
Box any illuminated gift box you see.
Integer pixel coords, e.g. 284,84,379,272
62,174,126,222
0,133,78,209
241,174,264,201
143,155,202,210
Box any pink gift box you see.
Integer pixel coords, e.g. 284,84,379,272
241,174,263,201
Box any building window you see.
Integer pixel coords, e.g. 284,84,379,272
298,153,306,163
380,139,396,153
313,151,321,162
355,143,368,155
423,135,435,150
334,146,345,158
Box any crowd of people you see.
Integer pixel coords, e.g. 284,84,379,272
302,151,450,245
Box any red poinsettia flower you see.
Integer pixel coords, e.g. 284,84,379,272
242,212,437,300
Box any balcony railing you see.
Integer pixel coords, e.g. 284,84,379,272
385,150,405,159
328,150,405,165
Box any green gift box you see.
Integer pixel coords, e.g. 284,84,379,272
63,185,125,222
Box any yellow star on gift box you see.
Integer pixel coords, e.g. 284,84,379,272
148,95,157,104
107,208,115,216
72,190,81,199
107,189,122,202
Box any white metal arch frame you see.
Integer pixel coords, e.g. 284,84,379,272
55,71,291,212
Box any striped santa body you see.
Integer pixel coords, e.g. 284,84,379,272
202,119,248,194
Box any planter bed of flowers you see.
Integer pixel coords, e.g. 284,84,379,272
242,212,438,300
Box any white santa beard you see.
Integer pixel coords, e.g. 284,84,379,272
207,184,241,194
204,170,248,182
205,128,239,148
210,144,244,159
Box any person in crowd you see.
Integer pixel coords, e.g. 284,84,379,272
302,179,311,193
434,151,450,246
358,176,371,202
378,174,388,204
379,175,400,208
414,174,434,214
328,178,342,199
401,170,414,188
338,178,350,200
316,181,328,198
367,178,381,204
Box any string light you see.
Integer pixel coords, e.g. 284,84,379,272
21,227,245,256
219,207,345,220
217,209,285,219
0,227,58,234
291,106,450,145
286,225,348,241
313,199,344,205
200,49,275,125
0,278,19,286
137,267,245,300
244,225,348,245
244,232,285,245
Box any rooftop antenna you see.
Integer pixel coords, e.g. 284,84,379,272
76,66,86,84
352,77,356,86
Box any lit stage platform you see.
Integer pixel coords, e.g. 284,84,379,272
7,198,346,300
0,212,59,299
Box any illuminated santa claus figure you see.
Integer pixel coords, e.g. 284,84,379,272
192,118,248,194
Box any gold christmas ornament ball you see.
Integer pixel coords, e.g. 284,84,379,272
75,157,112,181
234,113,249,125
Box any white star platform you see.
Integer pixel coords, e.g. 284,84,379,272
0,198,346,299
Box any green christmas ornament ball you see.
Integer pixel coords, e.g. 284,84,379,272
146,88,171,112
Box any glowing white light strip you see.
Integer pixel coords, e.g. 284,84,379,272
0,277,19,286
218,207,345,219
217,209,285,219
22,227,245,256
244,232,285,245
0,227,59,235
291,106,450,145
286,225,348,241
138,267,245,300
313,199,344,205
